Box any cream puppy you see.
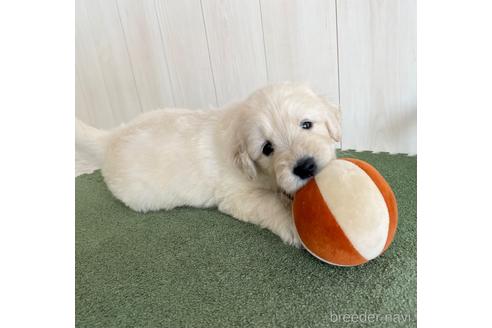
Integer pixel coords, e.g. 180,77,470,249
76,83,341,247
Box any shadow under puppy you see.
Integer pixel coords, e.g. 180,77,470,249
76,83,341,247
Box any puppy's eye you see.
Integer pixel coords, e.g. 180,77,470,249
262,141,274,156
301,120,313,130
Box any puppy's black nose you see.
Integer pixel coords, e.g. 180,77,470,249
293,156,317,179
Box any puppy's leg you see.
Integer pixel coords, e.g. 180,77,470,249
218,189,301,247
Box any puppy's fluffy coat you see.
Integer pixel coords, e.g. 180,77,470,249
76,83,341,247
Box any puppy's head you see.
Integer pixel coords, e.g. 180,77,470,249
234,83,340,194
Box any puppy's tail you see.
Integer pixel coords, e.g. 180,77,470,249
75,118,109,175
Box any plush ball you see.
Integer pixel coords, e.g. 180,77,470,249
292,158,398,266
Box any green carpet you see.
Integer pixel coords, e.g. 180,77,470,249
76,151,416,327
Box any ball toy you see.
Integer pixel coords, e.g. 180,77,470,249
292,158,398,266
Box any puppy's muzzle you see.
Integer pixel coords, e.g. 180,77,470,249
293,156,317,180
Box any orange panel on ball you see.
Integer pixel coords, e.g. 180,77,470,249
293,179,367,266
341,158,398,251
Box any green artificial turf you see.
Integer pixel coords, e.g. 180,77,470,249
76,150,417,327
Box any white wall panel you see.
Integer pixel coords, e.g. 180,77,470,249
201,0,267,106
117,0,175,111
155,0,217,109
260,0,339,104
77,0,142,127
337,0,417,154
75,67,93,124
75,0,115,128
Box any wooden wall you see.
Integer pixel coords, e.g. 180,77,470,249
76,0,416,154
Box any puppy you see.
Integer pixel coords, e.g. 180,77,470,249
76,83,341,247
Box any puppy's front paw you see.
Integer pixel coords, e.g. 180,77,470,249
277,221,302,248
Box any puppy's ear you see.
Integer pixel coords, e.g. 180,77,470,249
233,143,257,180
323,101,342,142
